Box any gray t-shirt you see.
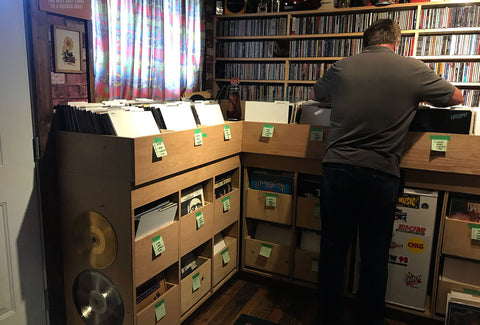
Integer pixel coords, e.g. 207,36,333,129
313,45,456,177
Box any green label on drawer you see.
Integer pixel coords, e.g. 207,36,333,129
221,247,230,264
463,288,480,296
222,196,231,212
155,299,166,321
192,272,200,291
194,129,203,146
312,258,319,272
429,135,451,152
264,193,278,207
314,203,320,217
196,211,204,230
152,235,165,256
259,243,273,258
262,124,274,138
310,127,324,142
153,137,167,157
224,125,231,140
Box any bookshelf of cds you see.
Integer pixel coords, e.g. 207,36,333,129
214,0,480,105
57,123,243,325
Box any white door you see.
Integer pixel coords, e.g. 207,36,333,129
0,0,48,324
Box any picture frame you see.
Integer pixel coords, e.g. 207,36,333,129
53,26,82,73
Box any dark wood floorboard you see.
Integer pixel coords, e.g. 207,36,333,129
183,272,444,325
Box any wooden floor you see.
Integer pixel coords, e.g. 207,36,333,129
183,273,443,325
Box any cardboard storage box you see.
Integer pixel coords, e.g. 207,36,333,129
136,283,180,325
245,188,293,225
213,237,237,287
244,237,290,276
135,221,179,286
436,256,480,315
179,203,214,256
443,218,480,261
293,249,319,284
180,257,211,314
296,196,321,231
214,188,240,234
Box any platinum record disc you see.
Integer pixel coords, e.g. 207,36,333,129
73,270,124,325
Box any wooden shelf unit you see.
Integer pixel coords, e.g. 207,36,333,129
214,0,480,104
57,123,243,325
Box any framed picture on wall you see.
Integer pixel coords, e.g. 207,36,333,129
53,26,82,73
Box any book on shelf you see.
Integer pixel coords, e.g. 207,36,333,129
134,200,178,239
244,101,290,124
135,274,167,312
180,184,205,216
448,194,480,223
180,252,199,279
445,291,480,325
215,172,233,199
249,169,293,194
213,233,226,255
193,101,225,126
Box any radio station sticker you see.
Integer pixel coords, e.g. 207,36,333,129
397,194,420,209
395,224,426,236
405,272,422,288
388,254,408,267
394,210,408,222
407,237,425,254
390,241,404,249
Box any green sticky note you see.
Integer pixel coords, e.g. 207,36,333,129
152,235,165,256
310,127,324,142
222,196,231,212
429,135,451,152
259,243,273,258
264,192,278,207
192,272,200,291
469,223,480,240
194,129,203,146
202,133,207,138
314,203,320,217
312,258,319,272
154,300,166,321
195,211,204,230
153,137,167,157
224,125,232,140
463,288,480,296
221,247,230,264
261,124,274,138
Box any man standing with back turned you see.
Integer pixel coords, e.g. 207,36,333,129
310,19,464,325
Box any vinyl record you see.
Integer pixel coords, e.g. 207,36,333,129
73,211,118,269
73,270,124,325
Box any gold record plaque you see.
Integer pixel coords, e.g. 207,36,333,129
73,211,118,269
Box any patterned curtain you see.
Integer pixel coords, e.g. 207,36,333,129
92,0,204,101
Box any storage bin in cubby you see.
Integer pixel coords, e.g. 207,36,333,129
442,218,480,260
214,189,240,234
213,236,237,287
293,248,319,284
245,188,293,225
244,236,290,276
136,283,181,325
179,203,214,256
296,196,321,231
180,256,212,314
135,221,179,286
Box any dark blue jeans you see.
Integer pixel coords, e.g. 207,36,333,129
319,163,400,324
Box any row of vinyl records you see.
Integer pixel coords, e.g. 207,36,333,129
426,62,480,83
230,85,285,102
419,5,480,29
54,100,226,136
219,63,286,80
216,17,287,37
215,41,282,59
416,34,480,57
290,10,417,35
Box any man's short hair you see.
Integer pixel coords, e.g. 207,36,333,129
363,19,401,47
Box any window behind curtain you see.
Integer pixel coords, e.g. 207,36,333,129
92,0,204,101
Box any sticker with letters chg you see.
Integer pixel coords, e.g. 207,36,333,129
310,127,324,142
152,235,165,256
259,243,273,258
155,300,166,321
192,272,200,291
429,135,451,152
196,211,204,230
221,247,230,264
261,124,274,138
153,137,167,158
314,203,320,217
264,192,278,207
224,125,232,140
194,129,203,146
469,223,480,240
222,196,231,212
312,258,319,272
